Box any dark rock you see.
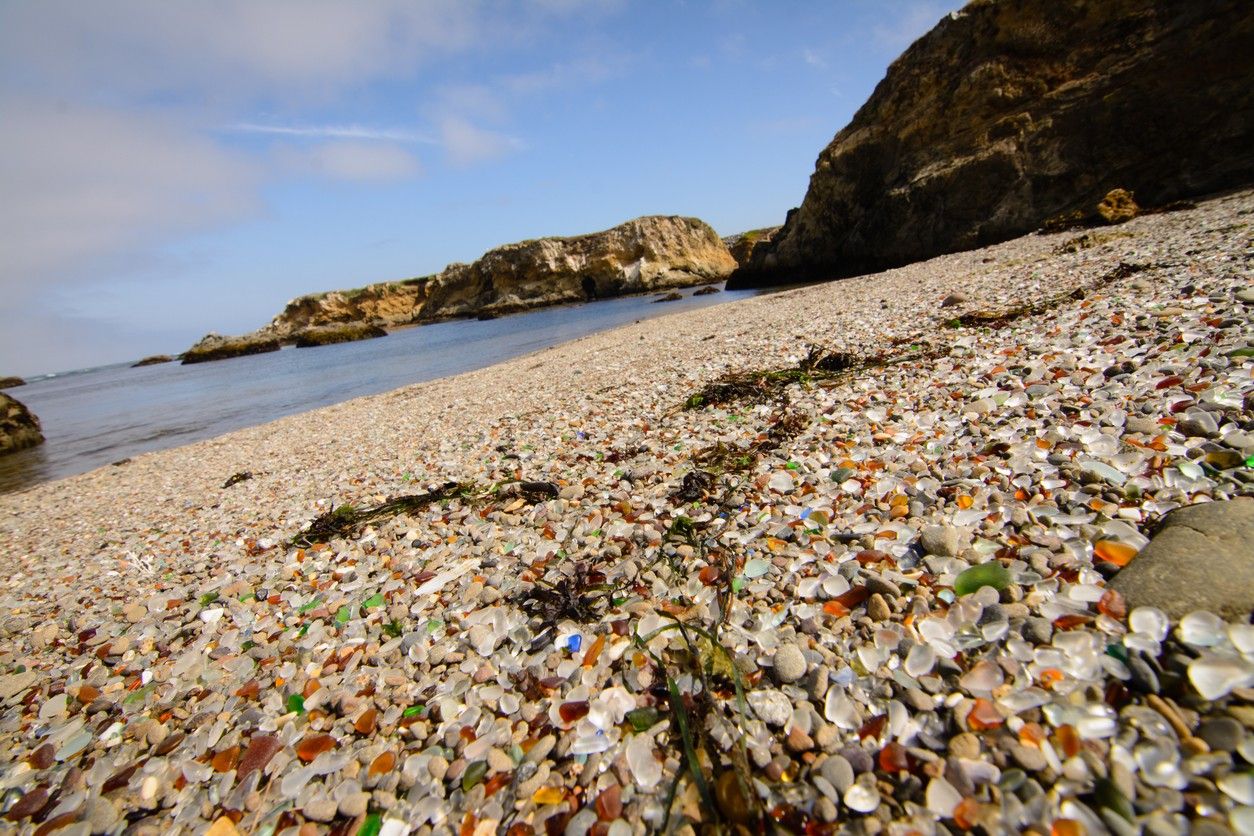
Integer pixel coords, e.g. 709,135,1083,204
292,323,387,348
131,355,173,367
0,377,25,389
692,285,721,296
653,291,683,303
1110,498,1254,620
731,0,1254,288
181,332,281,365
0,393,44,456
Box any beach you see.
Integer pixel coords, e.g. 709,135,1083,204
0,189,1251,833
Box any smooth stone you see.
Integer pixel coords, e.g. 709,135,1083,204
747,690,793,727
920,525,969,557
1237,287,1254,304
303,796,338,822
1198,717,1245,753
1110,498,1254,620
1011,743,1048,771
819,755,854,793
339,791,370,818
941,292,969,308
1177,410,1219,438
867,593,892,621
772,643,808,684
949,732,981,760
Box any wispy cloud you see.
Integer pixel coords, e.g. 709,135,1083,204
231,123,438,144
802,48,828,69
439,117,525,166
275,141,423,182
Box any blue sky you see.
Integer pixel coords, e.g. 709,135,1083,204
0,1,960,377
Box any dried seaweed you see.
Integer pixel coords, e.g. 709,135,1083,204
515,560,618,625
291,480,475,546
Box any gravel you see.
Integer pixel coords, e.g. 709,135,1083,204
0,189,1252,834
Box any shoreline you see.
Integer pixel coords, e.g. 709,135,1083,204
0,189,1251,833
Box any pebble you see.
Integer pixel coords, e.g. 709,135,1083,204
772,643,807,684
1198,717,1245,752
748,690,793,727
920,525,968,557
866,593,892,621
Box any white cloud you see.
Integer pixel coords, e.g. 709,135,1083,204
276,141,423,182
0,99,257,294
802,48,828,69
232,123,438,144
0,0,478,104
439,117,524,166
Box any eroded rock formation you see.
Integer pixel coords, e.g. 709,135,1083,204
0,393,44,456
265,215,735,335
182,333,281,365
732,0,1254,287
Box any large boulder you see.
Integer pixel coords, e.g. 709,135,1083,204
731,0,1254,287
0,376,25,389
1110,498,1254,621
263,216,736,335
0,393,44,456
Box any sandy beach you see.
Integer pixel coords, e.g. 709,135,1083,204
0,189,1251,834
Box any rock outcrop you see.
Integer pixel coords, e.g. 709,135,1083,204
0,377,25,389
731,0,1254,287
264,216,735,336
131,355,173,368
182,333,281,365
293,323,388,348
724,227,780,269
0,393,44,456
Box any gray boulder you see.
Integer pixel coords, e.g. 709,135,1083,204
1110,499,1254,620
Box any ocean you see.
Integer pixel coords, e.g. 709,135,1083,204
0,287,761,493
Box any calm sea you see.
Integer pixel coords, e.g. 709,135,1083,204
1,287,761,494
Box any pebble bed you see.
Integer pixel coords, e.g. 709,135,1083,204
0,189,1252,836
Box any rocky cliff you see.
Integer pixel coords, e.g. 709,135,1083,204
264,215,735,335
731,0,1254,287
1,393,44,456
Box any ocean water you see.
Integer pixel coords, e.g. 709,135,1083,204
0,287,760,494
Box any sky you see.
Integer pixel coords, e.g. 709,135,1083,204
0,0,961,377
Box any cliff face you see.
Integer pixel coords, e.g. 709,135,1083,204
265,215,735,334
732,0,1254,286
0,393,44,456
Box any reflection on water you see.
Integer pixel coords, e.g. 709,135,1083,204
0,287,759,494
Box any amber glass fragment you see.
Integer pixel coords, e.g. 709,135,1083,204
582,635,605,668
558,701,589,723
483,771,513,797
368,751,396,778
966,698,1003,731
1093,540,1137,567
1052,819,1085,836
1056,724,1081,758
295,734,336,762
596,784,623,820
1097,588,1127,620
211,745,240,773
354,708,378,735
